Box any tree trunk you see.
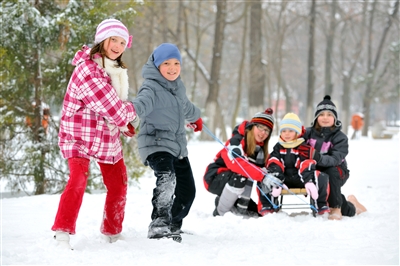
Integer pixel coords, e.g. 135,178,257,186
306,0,317,125
160,1,168,41
32,3,46,194
249,0,264,118
231,3,248,129
324,0,337,96
340,1,368,135
203,0,227,140
188,1,202,103
362,0,399,136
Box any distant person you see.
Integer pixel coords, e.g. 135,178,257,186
303,95,367,220
262,112,330,216
131,43,202,242
52,19,136,249
25,104,50,136
351,113,364,140
203,108,276,217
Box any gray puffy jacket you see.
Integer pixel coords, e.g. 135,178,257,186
131,55,201,164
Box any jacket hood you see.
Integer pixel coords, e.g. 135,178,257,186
72,45,91,66
141,54,181,88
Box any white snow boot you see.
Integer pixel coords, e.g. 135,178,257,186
54,231,73,250
217,182,245,216
108,233,121,243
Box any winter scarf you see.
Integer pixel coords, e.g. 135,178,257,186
93,56,129,131
278,137,305,149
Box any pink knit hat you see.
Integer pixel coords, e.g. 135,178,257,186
94,19,132,49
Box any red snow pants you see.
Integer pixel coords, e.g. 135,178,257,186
51,157,128,235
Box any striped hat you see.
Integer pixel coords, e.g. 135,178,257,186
250,108,275,132
312,95,339,126
94,19,132,49
279,113,302,134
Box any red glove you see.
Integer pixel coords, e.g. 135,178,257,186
298,144,321,162
187,118,203,132
123,123,136,137
298,144,315,160
299,126,306,138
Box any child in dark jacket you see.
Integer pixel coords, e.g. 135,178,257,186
262,112,330,215
303,95,367,220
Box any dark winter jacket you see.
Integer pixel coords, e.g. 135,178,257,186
131,55,201,164
267,140,318,184
303,121,349,170
203,121,266,191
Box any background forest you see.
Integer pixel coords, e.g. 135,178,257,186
1,0,399,196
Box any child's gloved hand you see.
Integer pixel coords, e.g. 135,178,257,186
298,144,321,162
271,186,282,197
305,182,318,200
227,145,244,161
187,118,203,132
262,173,282,194
130,116,140,129
298,144,315,159
122,123,136,137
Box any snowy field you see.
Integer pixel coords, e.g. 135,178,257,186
1,134,399,265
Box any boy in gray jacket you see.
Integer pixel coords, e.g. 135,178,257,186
131,43,202,242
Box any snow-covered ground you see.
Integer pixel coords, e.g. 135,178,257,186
1,134,399,265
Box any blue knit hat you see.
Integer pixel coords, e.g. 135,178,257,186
153,43,182,68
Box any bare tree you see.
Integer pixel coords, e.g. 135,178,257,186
231,3,249,129
324,0,337,96
362,0,399,136
306,0,317,125
202,0,228,140
264,2,302,120
338,2,368,134
248,0,265,118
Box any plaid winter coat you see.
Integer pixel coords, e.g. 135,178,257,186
58,45,136,164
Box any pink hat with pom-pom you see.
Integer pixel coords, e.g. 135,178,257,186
94,19,132,49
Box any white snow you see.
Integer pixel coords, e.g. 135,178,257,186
1,135,399,265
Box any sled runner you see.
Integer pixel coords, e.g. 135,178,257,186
279,188,317,217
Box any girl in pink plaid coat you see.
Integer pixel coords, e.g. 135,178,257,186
51,19,137,249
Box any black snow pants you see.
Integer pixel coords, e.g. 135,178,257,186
319,165,356,217
146,152,196,235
